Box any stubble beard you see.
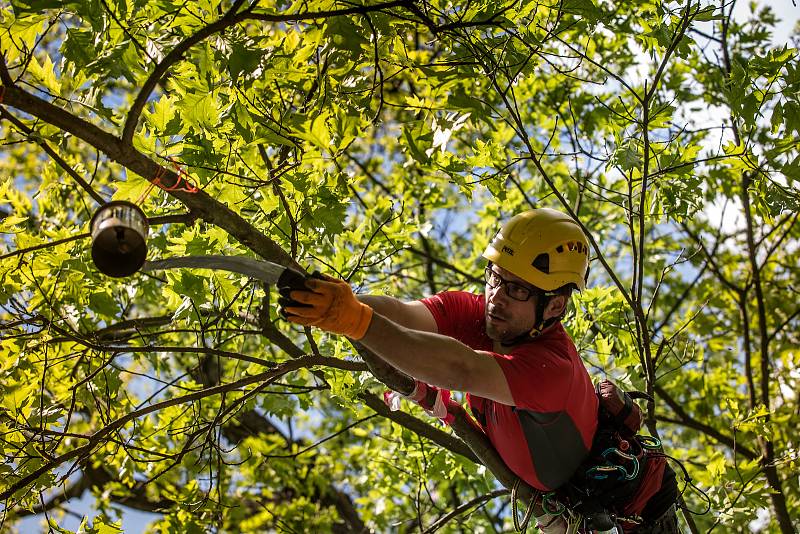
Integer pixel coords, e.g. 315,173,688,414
485,313,525,344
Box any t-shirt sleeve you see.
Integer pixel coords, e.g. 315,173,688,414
419,291,484,342
491,346,573,412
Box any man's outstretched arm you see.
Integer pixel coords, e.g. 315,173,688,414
361,312,514,405
280,277,513,405
357,295,438,333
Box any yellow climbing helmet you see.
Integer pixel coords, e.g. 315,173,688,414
482,208,590,291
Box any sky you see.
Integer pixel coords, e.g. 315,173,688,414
704,0,799,233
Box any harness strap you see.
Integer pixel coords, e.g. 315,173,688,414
511,478,539,532
616,393,633,427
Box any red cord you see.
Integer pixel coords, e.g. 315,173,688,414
135,158,199,205
162,158,199,193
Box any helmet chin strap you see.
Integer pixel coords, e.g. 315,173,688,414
500,290,561,347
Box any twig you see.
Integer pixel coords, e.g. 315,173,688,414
423,489,509,533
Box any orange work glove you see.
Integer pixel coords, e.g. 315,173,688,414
280,275,374,339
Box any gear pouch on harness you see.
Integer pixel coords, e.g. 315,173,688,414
551,380,677,531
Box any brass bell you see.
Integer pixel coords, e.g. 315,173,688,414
90,201,149,277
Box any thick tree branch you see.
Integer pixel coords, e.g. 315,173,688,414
423,488,509,533
359,391,477,462
353,344,541,506
1,84,297,268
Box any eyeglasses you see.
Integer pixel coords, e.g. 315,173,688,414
484,267,536,301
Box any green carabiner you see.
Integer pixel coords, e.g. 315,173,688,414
638,435,662,450
542,492,566,515
601,448,640,480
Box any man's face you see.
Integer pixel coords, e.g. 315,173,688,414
484,265,538,343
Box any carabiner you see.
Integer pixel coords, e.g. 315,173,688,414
586,465,625,480
601,448,640,480
542,492,566,515
638,435,662,450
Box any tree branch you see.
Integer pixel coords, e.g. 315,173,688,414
654,385,757,459
353,344,541,507
0,108,106,204
0,354,341,502
1,84,297,268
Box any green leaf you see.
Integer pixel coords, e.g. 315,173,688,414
228,42,263,81
111,174,153,203
781,155,800,184
612,140,641,170
707,453,726,481
783,101,800,135
295,113,332,150
177,92,221,130
402,123,430,163
27,54,61,94
89,292,118,317
1,12,46,63
146,94,178,134
561,0,602,19
172,271,207,302
62,28,95,69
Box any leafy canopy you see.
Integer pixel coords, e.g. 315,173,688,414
0,0,798,532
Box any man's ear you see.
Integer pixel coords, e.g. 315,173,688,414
543,294,568,320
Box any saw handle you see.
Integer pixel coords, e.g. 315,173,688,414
276,267,312,291
277,269,324,316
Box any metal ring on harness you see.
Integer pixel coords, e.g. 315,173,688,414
586,464,627,480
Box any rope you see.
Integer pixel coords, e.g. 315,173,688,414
511,478,539,532
165,157,199,193
565,510,582,534
136,164,166,205
135,158,199,205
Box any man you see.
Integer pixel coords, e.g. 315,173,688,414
281,208,595,530
280,208,675,533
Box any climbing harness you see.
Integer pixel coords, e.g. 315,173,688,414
529,381,692,532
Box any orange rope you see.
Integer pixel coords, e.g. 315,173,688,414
135,164,166,205
134,159,199,205
165,158,199,193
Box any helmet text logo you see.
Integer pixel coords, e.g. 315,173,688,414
502,246,515,256
566,241,588,255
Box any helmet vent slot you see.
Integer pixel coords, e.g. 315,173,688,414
532,253,550,273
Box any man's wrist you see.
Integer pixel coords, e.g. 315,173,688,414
348,301,374,339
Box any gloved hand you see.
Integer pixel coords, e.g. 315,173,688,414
279,274,374,340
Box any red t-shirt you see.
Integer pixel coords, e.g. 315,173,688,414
421,291,598,491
